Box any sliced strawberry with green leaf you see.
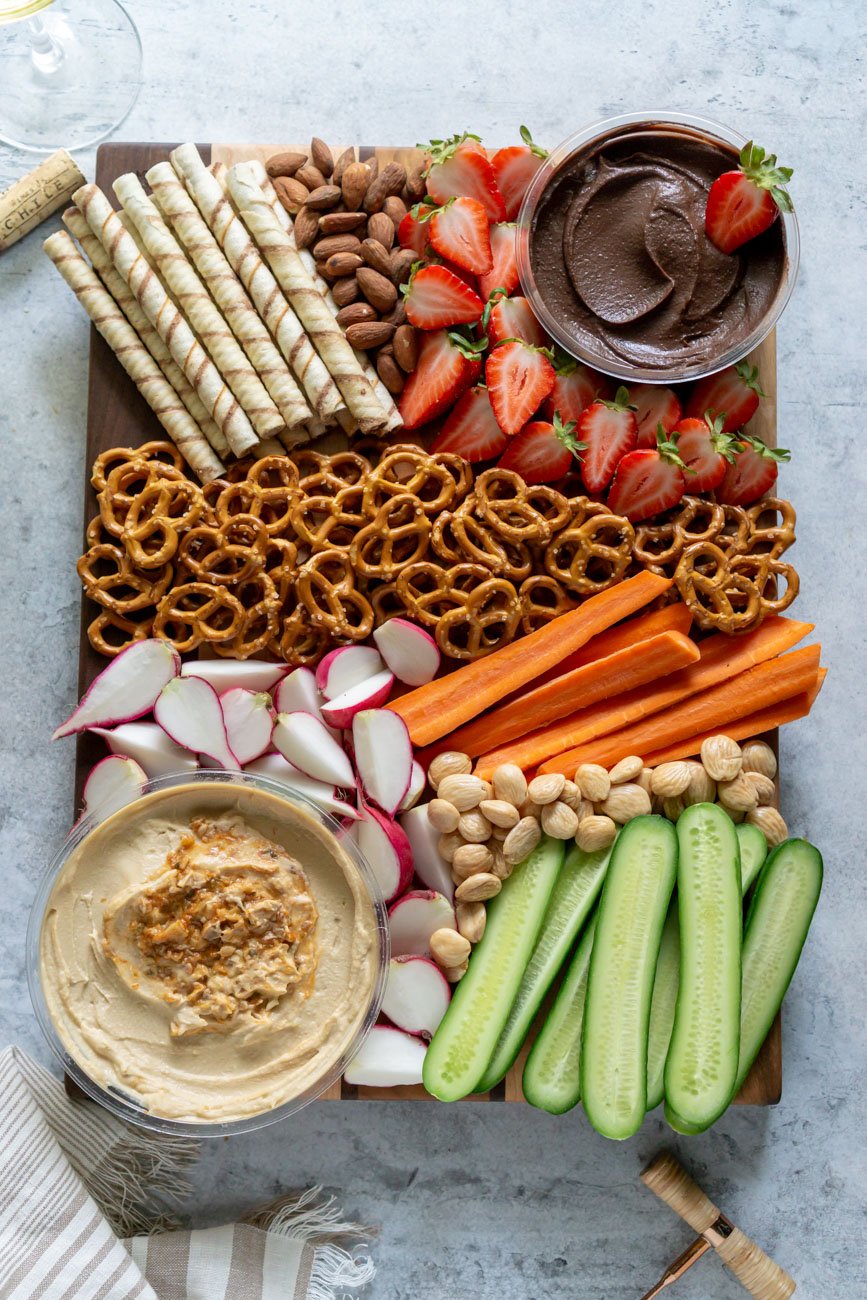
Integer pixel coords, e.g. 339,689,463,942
398,204,434,256
482,290,548,348
398,329,484,430
705,140,793,254
542,350,610,422
607,428,687,522
402,263,483,330
715,434,790,506
424,133,506,223
432,386,508,461
674,413,741,492
485,339,555,436
491,126,548,221
425,196,493,275
478,222,519,301
685,360,766,431
628,383,683,448
576,385,638,493
498,412,585,484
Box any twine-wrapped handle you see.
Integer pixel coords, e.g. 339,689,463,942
641,1152,796,1299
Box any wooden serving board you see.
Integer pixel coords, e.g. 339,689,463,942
73,141,781,1108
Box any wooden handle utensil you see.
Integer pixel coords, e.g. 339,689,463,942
641,1151,796,1299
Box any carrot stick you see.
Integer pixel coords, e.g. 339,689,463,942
537,644,821,775
534,602,693,687
388,570,672,747
442,630,699,759
475,616,813,778
640,670,826,766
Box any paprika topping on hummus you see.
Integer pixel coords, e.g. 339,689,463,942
39,783,381,1123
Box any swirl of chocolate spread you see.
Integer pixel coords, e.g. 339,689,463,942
529,124,787,374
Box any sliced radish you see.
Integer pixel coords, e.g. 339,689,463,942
245,752,359,820
154,676,240,770
352,709,412,816
343,1024,427,1087
398,760,426,813
316,645,384,700
356,803,414,903
320,670,395,729
382,956,451,1039
388,890,457,958
373,618,440,686
273,712,355,788
89,722,198,780
82,755,147,821
53,640,180,739
273,667,338,737
220,689,275,764
181,658,288,694
399,804,455,901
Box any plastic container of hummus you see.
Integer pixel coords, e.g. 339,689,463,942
27,770,388,1136
517,111,800,384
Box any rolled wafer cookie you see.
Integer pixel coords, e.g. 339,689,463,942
61,207,228,456
114,173,297,444
43,231,224,482
74,183,259,458
228,164,386,435
144,162,312,443
252,161,403,435
169,144,344,426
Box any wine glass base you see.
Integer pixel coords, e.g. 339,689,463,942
0,0,142,153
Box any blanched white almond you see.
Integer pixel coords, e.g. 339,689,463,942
601,782,652,823
455,872,502,902
430,927,471,967
456,901,486,945
492,763,527,806
452,842,494,879
437,832,463,863
458,809,492,843
445,961,468,983
608,755,644,785
559,779,584,812
745,770,776,805
436,773,488,811
502,816,541,865
541,800,580,839
479,798,520,829
528,773,566,805
747,804,788,846
650,761,693,798
427,798,460,833
576,763,610,802
683,760,716,806
717,771,760,813
428,751,472,788
700,735,742,782
662,795,685,821
741,739,777,780
575,815,617,852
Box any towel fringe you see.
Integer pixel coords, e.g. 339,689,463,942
90,1128,199,1236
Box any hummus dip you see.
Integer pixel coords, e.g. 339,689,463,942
39,783,381,1123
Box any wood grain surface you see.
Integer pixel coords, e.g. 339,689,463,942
73,141,781,1107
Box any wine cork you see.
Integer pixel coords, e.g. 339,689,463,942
0,150,86,252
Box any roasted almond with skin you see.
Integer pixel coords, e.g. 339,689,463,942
381,298,407,327
344,320,395,350
357,266,398,312
332,146,356,186
335,302,378,329
313,233,362,258
367,211,395,250
292,206,320,250
360,237,393,278
304,184,342,211
273,176,309,215
383,195,408,225
331,275,359,307
405,163,427,201
364,162,407,213
295,163,327,191
392,323,419,372
390,248,417,285
310,137,333,177
341,161,371,211
376,351,405,394
265,150,306,178
324,251,363,278
318,210,367,234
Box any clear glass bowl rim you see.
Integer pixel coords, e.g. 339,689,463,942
26,769,390,1138
516,109,800,385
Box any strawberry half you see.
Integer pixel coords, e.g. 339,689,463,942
577,385,639,494
402,263,483,330
715,434,790,506
478,222,519,301
705,140,793,254
425,133,507,223
491,125,548,221
628,383,682,448
542,351,610,422
498,412,585,485
485,339,555,436
685,361,765,432
674,414,741,493
398,204,434,256
482,291,549,348
426,197,493,275
607,428,687,523
399,329,484,430
432,386,509,462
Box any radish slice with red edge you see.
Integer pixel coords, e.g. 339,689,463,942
320,670,394,729
89,722,198,779
343,1024,427,1087
272,711,355,788
154,676,241,770
316,645,384,700
245,752,359,820
373,618,440,686
82,755,147,821
181,658,288,694
220,689,275,764
398,760,426,812
382,956,451,1039
356,803,414,903
53,640,180,739
273,667,338,739
388,889,457,958
352,708,412,816
399,804,455,900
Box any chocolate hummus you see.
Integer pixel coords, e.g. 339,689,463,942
529,123,787,374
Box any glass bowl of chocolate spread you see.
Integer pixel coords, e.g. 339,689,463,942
519,112,798,383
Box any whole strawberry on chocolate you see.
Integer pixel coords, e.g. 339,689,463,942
674,412,741,492
577,385,638,493
402,262,483,329
491,126,548,221
705,141,793,254
498,412,585,485
424,132,507,222
399,329,485,430
607,427,688,522
485,339,556,436
432,386,508,462
685,361,766,432
716,434,790,506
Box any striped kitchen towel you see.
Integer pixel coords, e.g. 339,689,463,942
0,1047,375,1299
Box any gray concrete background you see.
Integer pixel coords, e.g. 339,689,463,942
1,2,865,1295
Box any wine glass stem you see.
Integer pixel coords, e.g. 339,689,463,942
27,13,65,75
